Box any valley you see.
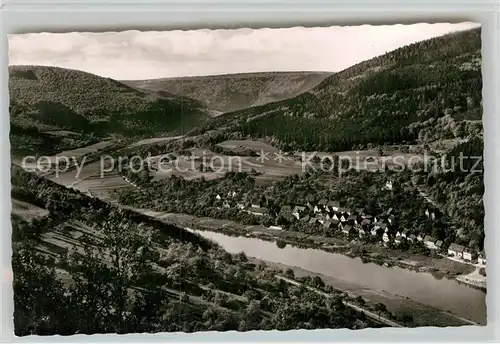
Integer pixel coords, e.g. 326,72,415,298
8,26,486,335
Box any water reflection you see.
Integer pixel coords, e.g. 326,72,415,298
193,228,486,324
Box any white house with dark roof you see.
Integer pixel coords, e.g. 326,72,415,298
382,231,391,243
309,217,319,226
346,215,357,225
342,224,354,235
462,248,477,261
394,235,403,245
417,233,426,242
388,215,396,225
323,221,335,229
448,243,465,258
478,250,486,265
326,200,340,212
385,180,394,190
424,236,438,250
247,207,269,216
358,227,366,237
292,206,306,220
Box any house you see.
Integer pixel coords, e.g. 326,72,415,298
424,236,438,250
237,202,246,210
323,221,335,229
408,234,417,243
326,200,340,212
435,240,443,251
425,208,436,220
269,225,283,230
340,213,348,222
344,208,353,216
358,227,366,237
342,225,354,235
251,203,262,209
347,215,357,225
382,231,391,243
417,233,426,242
388,215,396,225
338,221,348,231
227,190,237,198
448,243,465,258
385,180,393,190
463,248,477,261
395,231,402,238
316,199,328,213
329,219,340,227
371,227,379,236
309,217,319,226
316,215,326,225
360,218,372,228
401,229,410,238
372,222,387,232
331,212,341,221
215,194,222,200
292,206,306,220
478,250,486,265
305,201,314,211
394,235,403,245
247,207,269,216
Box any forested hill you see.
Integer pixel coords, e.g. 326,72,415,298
9,65,209,137
202,28,482,152
122,71,332,113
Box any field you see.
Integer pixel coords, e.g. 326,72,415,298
151,146,304,184
127,135,185,148
216,139,279,153
51,140,115,160
46,160,132,200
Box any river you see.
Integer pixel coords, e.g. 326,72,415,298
191,229,486,324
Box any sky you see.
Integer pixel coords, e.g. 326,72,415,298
8,22,479,80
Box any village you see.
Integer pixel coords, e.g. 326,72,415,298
214,179,486,269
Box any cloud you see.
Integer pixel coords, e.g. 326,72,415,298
8,23,480,80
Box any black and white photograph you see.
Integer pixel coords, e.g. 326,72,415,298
8,22,485,335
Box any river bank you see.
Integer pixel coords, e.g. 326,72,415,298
141,211,476,279
189,228,485,326
261,260,478,327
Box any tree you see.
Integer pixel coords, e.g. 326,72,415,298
12,248,70,336
62,210,162,334
374,303,388,320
